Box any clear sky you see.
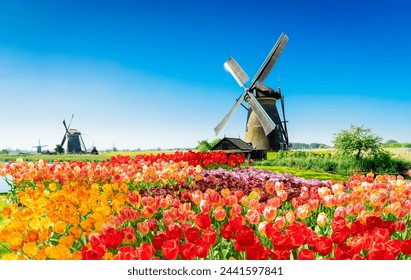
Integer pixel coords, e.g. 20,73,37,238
1,0,410,151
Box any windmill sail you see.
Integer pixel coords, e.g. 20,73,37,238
250,33,288,88
214,93,245,135
224,57,249,88
247,93,276,135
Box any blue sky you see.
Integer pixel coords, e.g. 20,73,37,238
0,0,410,151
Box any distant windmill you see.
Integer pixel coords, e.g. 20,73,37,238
60,114,87,154
33,139,47,154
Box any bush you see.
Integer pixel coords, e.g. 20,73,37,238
259,150,411,177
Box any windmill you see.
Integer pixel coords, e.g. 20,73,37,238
214,32,290,151
33,139,47,154
60,114,87,154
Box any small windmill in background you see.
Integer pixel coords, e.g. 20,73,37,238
33,139,48,154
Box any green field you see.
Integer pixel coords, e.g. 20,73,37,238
252,166,348,181
0,151,175,163
1,148,410,163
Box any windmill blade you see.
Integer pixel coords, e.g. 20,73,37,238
61,135,67,147
67,114,74,130
63,120,69,132
250,33,288,88
79,135,87,152
214,93,245,135
247,93,276,135
224,57,249,88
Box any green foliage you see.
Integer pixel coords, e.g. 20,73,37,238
55,144,64,155
0,149,9,155
290,143,329,149
196,138,221,152
196,140,212,152
385,139,398,144
262,149,411,178
253,166,348,181
332,125,383,160
209,138,221,149
381,142,411,148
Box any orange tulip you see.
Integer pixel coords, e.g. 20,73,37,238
246,209,260,224
262,206,277,221
317,212,327,227
213,206,226,221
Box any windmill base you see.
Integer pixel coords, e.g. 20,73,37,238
244,97,283,151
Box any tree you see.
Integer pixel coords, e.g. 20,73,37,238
332,125,383,160
55,144,64,155
196,140,212,152
209,138,221,149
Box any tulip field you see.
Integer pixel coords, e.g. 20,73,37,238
1,150,411,260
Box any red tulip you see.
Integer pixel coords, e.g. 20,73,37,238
331,226,350,244
246,244,272,260
313,236,333,256
119,207,140,221
202,227,217,245
347,234,373,255
298,249,315,260
366,248,395,260
366,216,383,231
195,240,210,258
265,222,281,239
235,226,256,248
194,213,211,229
161,239,179,260
114,246,137,260
395,220,406,233
152,233,168,250
136,243,155,260
372,227,390,243
184,227,200,243
220,223,235,240
166,223,183,240
401,239,411,255
272,249,291,260
331,217,346,231
349,220,366,235
334,244,353,260
148,219,158,231
81,245,105,260
100,228,124,249
121,226,136,243
179,243,197,260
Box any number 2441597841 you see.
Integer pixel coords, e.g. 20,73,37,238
220,266,283,276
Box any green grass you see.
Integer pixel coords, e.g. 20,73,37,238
0,193,11,258
0,150,176,163
264,149,411,178
252,166,348,181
